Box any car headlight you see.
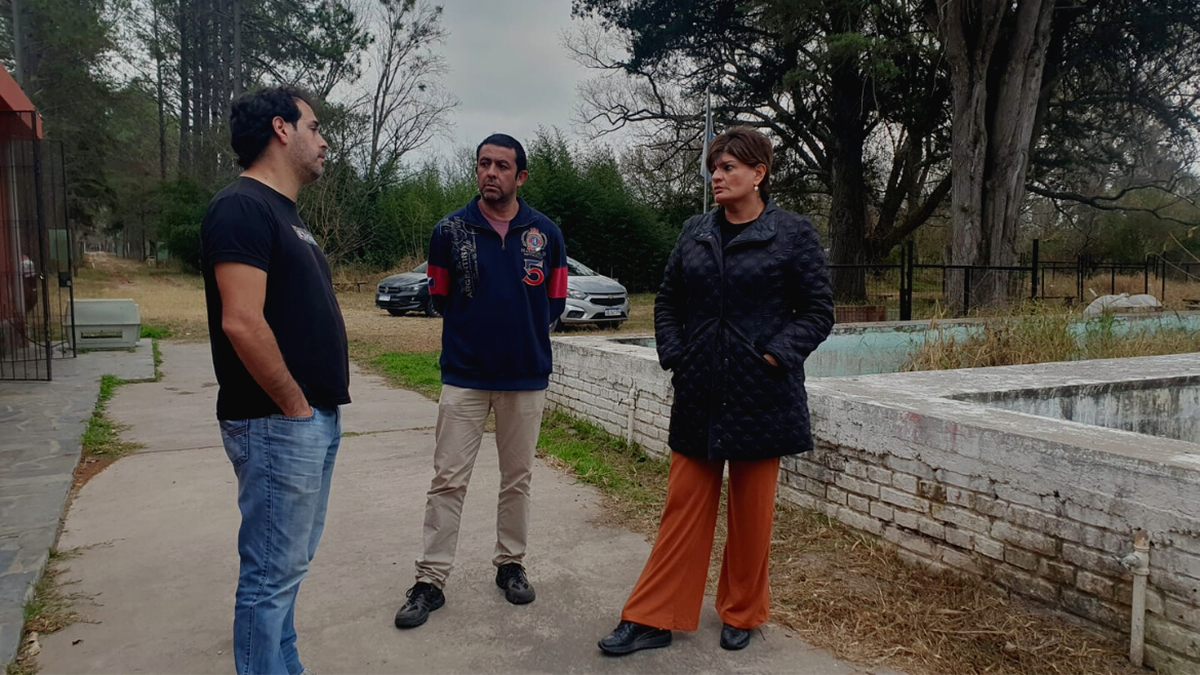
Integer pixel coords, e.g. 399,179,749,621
567,288,588,300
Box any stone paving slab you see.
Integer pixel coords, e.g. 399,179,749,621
0,339,156,667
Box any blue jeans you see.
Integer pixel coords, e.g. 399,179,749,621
219,406,341,675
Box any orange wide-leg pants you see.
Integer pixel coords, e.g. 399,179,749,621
621,451,781,631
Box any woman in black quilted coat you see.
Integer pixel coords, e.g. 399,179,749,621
599,127,834,655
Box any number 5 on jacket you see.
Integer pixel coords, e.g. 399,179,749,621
523,259,545,286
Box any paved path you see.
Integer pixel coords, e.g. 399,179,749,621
0,341,156,666
33,342,895,674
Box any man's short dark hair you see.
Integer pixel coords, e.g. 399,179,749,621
476,134,527,173
230,86,314,169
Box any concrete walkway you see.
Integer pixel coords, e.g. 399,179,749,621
0,341,156,666
34,342,891,674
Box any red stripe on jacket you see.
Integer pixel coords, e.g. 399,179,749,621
427,263,450,296
548,266,568,299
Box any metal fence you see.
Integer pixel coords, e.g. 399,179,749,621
0,111,74,380
830,242,1039,321
830,242,1200,322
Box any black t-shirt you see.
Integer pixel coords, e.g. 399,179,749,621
201,177,351,420
720,212,756,252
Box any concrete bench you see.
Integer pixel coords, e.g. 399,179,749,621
67,298,140,350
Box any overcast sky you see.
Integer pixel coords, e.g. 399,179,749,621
408,0,614,166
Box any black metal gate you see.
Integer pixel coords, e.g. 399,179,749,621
0,111,74,381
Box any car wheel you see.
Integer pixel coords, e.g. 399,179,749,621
425,298,441,318
551,319,564,332
387,309,406,317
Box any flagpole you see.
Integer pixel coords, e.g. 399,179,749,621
701,87,712,212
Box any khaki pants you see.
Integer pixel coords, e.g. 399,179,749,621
415,384,547,588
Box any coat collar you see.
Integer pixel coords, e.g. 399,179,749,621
692,199,780,247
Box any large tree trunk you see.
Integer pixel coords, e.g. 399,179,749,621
220,0,232,120
946,70,991,311
190,3,203,182
178,0,192,176
977,0,1056,306
941,0,1003,312
198,0,212,180
826,13,869,303
233,0,243,98
153,0,167,180
828,133,867,303
938,0,1054,312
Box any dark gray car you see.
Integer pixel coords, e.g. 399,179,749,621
375,262,439,317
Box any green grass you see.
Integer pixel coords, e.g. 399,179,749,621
536,411,669,529
96,374,122,406
369,350,443,400
138,325,168,381
81,375,141,459
139,324,172,340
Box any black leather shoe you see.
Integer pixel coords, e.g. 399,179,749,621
720,623,752,650
394,582,444,628
495,563,536,604
598,620,672,655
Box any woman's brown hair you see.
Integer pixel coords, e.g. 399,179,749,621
705,126,773,201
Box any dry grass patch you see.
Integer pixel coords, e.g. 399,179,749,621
75,253,209,340
7,549,95,675
1040,272,1200,309
905,305,1200,371
71,254,658,349
339,292,443,352
769,506,1140,675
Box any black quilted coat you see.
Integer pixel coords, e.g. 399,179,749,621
655,201,834,461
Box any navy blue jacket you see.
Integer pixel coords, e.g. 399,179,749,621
427,196,567,391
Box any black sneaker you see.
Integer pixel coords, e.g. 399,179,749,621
598,620,672,655
394,581,445,628
495,563,536,605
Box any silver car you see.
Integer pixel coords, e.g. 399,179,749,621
559,257,630,329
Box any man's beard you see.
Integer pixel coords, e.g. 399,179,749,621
290,145,324,183
480,185,509,202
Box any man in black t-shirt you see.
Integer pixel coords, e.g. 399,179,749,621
201,86,349,675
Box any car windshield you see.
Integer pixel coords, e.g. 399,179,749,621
413,262,427,274
567,258,597,277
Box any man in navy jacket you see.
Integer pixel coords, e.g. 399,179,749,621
395,134,567,629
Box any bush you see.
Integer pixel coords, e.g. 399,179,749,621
155,180,213,270
521,131,675,292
